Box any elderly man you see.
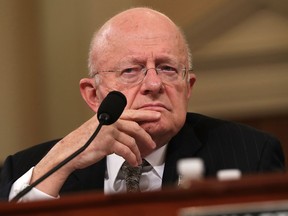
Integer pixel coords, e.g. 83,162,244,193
0,7,285,202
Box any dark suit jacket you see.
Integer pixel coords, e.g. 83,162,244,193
0,113,285,200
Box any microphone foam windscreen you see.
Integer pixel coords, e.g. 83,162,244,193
97,91,127,125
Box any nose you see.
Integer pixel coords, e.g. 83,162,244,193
140,68,163,95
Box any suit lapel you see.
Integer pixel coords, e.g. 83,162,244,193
162,121,203,187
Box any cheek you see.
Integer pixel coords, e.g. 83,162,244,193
168,83,189,107
120,87,140,109
97,74,129,92
166,87,189,126
165,85,189,116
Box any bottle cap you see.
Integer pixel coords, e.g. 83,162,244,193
217,169,242,180
177,158,204,180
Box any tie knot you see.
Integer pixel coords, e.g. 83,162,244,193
121,160,149,193
121,161,142,177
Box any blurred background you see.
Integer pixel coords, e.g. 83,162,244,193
0,0,287,167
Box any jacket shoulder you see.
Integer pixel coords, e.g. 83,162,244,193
185,113,285,173
186,112,277,140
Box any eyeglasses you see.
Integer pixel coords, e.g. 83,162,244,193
93,64,192,87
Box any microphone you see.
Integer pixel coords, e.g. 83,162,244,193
97,91,127,125
11,91,127,202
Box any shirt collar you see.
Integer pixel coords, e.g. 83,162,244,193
106,144,168,183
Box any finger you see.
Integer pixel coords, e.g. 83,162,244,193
116,119,156,155
121,109,161,122
113,131,142,165
112,140,140,166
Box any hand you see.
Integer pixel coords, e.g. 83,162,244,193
31,109,160,197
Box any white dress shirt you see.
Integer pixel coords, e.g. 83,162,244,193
9,167,57,202
105,144,167,194
9,144,167,202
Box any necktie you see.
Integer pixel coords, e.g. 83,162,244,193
121,160,148,193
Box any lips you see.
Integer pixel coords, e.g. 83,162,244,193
137,103,170,111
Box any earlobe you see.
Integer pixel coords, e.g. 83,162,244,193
79,78,100,112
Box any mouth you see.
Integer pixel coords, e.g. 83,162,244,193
137,103,170,112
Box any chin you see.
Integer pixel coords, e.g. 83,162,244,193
140,121,177,141
139,121,159,132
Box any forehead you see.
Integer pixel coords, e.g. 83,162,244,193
91,10,187,68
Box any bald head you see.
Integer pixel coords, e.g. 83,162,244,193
88,7,191,76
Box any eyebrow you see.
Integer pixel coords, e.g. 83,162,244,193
118,55,180,65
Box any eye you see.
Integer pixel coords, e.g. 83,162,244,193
158,65,178,74
120,66,143,75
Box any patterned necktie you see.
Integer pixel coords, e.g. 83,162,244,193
121,160,148,193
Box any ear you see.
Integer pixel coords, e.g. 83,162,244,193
79,78,100,112
186,73,196,99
